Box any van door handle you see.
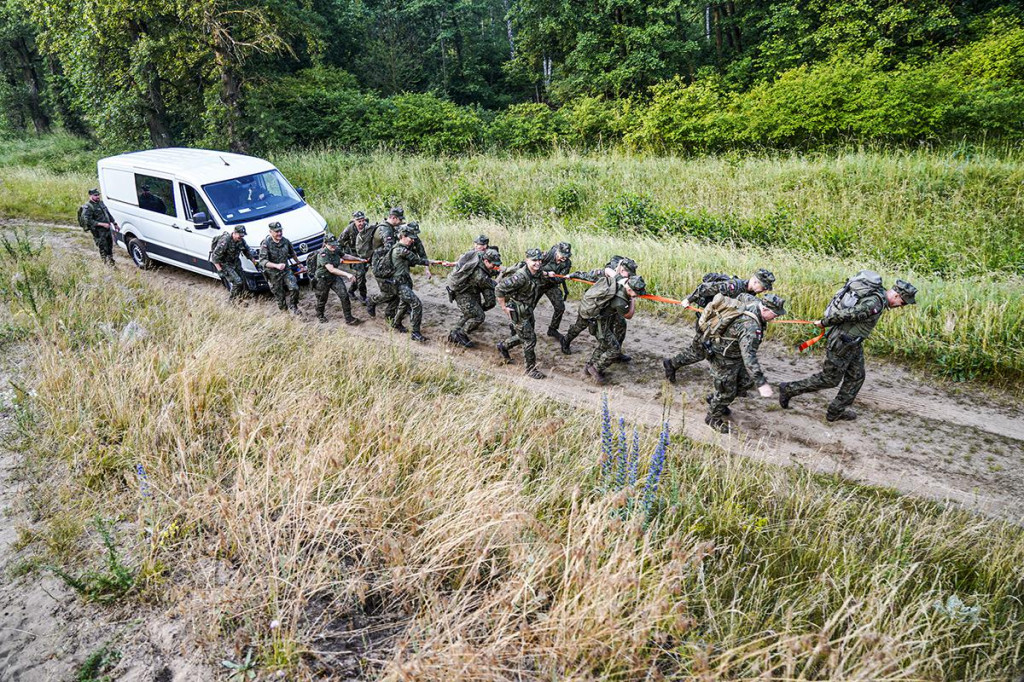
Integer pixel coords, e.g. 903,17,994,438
184,226,193,232
171,223,181,229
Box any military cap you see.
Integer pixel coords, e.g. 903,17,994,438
397,225,417,238
556,242,572,256
233,225,247,235
324,234,339,247
405,221,420,234
627,275,646,295
88,188,101,196
141,184,151,191
474,234,489,246
525,248,544,260
893,279,917,305
760,293,786,316
483,248,502,266
617,257,638,275
607,255,624,269
268,221,283,232
389,207,405,218
352,210,366,220
753,268,775,290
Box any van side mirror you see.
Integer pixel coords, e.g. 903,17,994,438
192,211,214,229
296,187,306,199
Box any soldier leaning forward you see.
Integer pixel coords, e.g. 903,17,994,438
258,221,302,314
495,248,548,379
210,225,251,302
779,273,917,422
703,293,786,434
447,248,502,348
562,256,637,359
663,268,775,384
81,188,116,265
578,272,646,385
338,210,371,303
505,242,574,341
369,225,430,342
313,235,362,325
454,234,490,268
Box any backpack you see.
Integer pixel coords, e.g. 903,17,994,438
77,204,91,231
824,270,884,318
371,244,397,279
448,252,482,293
305,248,321,279
577,276,620,320
702,272,738,284
208,232,229,261
695,293,761,343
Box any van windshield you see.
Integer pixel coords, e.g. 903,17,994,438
203,170,304,225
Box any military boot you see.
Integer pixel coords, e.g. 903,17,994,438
344,316,362,326
366,300,376,317
496,342,513,364
560,335,572,355
778,382,792,409
317,314,328,323
827,409,857,423
584,363,607,385
289,305,301,316
410,331,427,343
391,322,409,334
704,414,731,434
525,366,546,380
613,354,632,363
662,358,677,384
546,328,563,340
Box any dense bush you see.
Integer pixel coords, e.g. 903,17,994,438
370,93,484,154
487,103,564,154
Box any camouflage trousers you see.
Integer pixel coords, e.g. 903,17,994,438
265,268,299,310
314,276,353,319
538,285,566,333
373,280,400,321
784,336,866,419
503,306,538,368
91,227,114,264
587,315,622,372
453,289,495,335
218,261,246,301
348,263,368,300
566,311,626,347
707,355,756,419
394,282,423,333
668,321,707,370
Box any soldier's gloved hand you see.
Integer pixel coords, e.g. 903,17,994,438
681,298,691,308
758,384,774,398
814,319,826,329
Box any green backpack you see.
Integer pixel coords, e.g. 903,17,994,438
577,276,619,320
695,293,761,343
77,204,91,231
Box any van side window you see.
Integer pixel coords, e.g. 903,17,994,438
134,175,176,217
181,184,212,223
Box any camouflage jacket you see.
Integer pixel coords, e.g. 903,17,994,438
82,200,113,232
447,256,494,295
688,276,750,308
368,222,428,261
354,223,380,259
822,290,888,341
210,232,249,265
455,248,484,268
338,221,362,255
258,236,298,269
390,244,430,284
315,247,346,282
710,300,768,386
496,267,543,308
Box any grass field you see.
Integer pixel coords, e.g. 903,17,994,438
1,134,1022,390
2,225,1023,678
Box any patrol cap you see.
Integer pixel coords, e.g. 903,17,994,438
753,268,775,290
474,234,489,246
483,248,502,266
389,207,405,218
233,225,247,236
617,257,638,275
405,221,420,234
760,293,786,316
607,255,624,269
352,210,366,220
525,248,544,260
324,234,339,247
88,188,101,196
268,221,283,232
556,242,572,256
627,275,646,295
397,225,417,238
893,279,917,305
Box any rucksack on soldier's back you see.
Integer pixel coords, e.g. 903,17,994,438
77,204,91,231
577,276,619,320
371,244,396,278
695,293,761,342
824,270,884,317
447,251,481,293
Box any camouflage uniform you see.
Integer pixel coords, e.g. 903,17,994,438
563,265,628,353
585,278,633,374
448,252,497,336
706,295,770,421
210,231,250,301
495,265,544,370
313,245,357,322
258,235,300,311
667,275,752,370
338,220,368,301
379,242,430,333
82,197,115,265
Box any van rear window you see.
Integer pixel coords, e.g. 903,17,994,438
203,170,304,225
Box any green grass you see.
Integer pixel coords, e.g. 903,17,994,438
1,136,1022,389
1,228,1023,679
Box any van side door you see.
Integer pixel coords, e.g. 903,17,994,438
177,182,221,275
132,173,181,262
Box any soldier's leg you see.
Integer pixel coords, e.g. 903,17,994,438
545,288,566,334
521,312,538,368
593,320,622,373
669,336,708,369
401,285,423,333
455,294,485,334
314,280,331,319
564,313,588,344
223,264,245,301
331,279,354,319
612,314,626,345
266,273,287,310
828,346,866,418
481,288,496,312
284,271,300,309
707,360,740,419
785,344,849,398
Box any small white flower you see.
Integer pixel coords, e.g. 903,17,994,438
270,619,281,630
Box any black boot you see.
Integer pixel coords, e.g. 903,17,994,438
584,363,607,385
560,335,572,355
662,358,677,384
778,382,792,409
704,414,731,434
496,342,513,363
827,409,857,422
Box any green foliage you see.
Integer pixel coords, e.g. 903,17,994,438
221,650,258,681
552,181,583,215
48,517,135,604
487,102,561,154
75,646,121,682
447,178,500,218
371,93,483,154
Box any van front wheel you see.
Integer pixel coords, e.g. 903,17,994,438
127,237,153,270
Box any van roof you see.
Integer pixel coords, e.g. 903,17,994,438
97,148,276,185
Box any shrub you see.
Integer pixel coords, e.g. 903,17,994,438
447,178,500,218
370,93,483,154
487,103,562,154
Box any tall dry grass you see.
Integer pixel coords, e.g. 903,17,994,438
2,229,1022,679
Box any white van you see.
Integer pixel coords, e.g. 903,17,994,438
97,148,326,291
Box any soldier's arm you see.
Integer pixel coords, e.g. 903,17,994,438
326,261,354,280
257,242,275,270
821,293,885,327
738,323,768,387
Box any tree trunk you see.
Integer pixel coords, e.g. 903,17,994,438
500,0,515,59
725,1,742,52
13,38,50,134
212,32,247,153
46,56,89,137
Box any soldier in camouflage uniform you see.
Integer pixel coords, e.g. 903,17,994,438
81,188,116,265
663,268,776,383
338,210,370,303
779,277,917,422
447,248,502,348
313,235,362,325
704,293,786,434
210,225,251,302
561,256,637,359
373,226,430,341
581,273,646,385
495,248,547,379
258,222,302,314
535,243,574,340
455,235,490,268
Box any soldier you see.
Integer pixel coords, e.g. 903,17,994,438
578,270,646,385
495,248,547,379
210,225,251,302
338,210,370,303
81,188,116,265
371,226,430,341
455,234,490,268
447,248,502,347
561,256,638,359
258,221,302,314
313,235,362,325
703,293,787,434
533,242,574,340
137,184,167,214
662,268,776,383
779,273,917,422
